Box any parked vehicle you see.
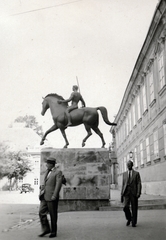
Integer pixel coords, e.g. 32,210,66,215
20,183,34,193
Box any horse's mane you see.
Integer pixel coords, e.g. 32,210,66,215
45,93,64,100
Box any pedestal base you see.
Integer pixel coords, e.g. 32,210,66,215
41,148,111,211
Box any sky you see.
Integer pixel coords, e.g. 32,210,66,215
0,0,159,149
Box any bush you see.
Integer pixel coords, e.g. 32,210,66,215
2,183,10,191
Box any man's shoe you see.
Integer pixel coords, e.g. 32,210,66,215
38,230,50,237
132,224,136,227
126,220,130,226
49,233,57,238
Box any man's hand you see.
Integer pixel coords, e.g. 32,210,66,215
51,196,56,201
121,195,124,203
136,194,140,198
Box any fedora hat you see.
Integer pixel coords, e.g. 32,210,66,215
46,157,56,165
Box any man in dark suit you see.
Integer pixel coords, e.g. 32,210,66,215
121,160,142,227
38,157,63,238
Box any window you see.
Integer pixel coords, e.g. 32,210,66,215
137,95,141,120
119,128,122,145
163,124,166,155
149,70,155,103
120,158,123,173
132,102,136,126
124,156,127,172
119,128,121,146
34,159,39,167
128,110,132,132
134,147,138,167
142,84,147,112
140,142,144,165
122,127,124,142
34,178,39,185
117,131,119,148
126,117,129,136
120,127,123,143
153,129,159,158
120,159,123,173
124,120,127,138
158,50,165,90
146,137,150,162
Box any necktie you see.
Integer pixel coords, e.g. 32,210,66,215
128,171,131,184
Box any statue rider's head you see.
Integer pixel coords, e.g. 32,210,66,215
73,85,78,91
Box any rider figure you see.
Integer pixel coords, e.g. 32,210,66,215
58,85,86,126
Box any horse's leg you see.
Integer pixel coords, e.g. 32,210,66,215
60,129,69,148
92,126,106,148
40,125,58,145
82,124,92,147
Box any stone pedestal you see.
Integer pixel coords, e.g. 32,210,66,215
40,148,111,210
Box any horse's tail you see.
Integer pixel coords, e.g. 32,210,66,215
97,106,117,126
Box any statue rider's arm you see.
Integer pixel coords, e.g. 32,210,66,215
58,93,74,103
80,95,86,107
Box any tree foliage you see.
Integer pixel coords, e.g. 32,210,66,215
0,143,10,179
0,143,33,189
14,115,43,137
5,151,32,180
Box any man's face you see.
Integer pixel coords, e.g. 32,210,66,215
46,163,54,170
127,161,133,170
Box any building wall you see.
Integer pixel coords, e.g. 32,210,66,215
22,151,40,193
111,0,166,196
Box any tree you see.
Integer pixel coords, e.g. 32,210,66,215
14,115,43,137
0,143,10,179
0,146,32,190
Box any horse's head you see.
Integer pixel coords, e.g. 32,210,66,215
41,97,49,116
41,93,68,117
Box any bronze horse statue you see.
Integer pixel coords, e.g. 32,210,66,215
40,93,116,148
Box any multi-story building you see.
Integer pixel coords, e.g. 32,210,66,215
111,0,166,196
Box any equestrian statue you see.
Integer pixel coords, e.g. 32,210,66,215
40,85,117,148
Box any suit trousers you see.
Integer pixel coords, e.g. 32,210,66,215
39,198,59,234
123,189,138,225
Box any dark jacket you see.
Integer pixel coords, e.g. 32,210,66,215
121,169,142,197
39,168,62,201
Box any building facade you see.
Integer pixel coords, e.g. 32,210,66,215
111,0,166,196
20,147,41,193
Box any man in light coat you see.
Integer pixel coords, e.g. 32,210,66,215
38,157,63,238
121,160,142,227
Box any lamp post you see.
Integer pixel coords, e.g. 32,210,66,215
129,151,133,160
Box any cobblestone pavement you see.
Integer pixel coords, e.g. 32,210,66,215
0,206,166,240
0,191,166,240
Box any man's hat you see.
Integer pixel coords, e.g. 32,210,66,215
46,157,56,164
